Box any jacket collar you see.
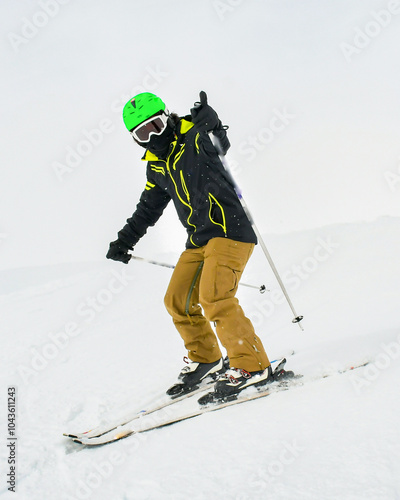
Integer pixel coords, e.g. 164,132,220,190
141,118,194,161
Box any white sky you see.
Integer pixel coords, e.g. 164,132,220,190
1,0,400,269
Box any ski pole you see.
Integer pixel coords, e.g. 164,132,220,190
209,133,304,330
129,254,267,293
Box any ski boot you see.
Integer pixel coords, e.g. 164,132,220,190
198,357,295,405
166,356,227,398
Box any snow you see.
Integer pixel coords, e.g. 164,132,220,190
1,0,400,499
1,219,400,500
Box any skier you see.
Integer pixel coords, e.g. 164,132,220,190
106,91,273,401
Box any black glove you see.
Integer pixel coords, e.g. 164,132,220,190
190,91,220,133
106,239,132,264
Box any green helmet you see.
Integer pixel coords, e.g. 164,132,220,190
122,92,166,131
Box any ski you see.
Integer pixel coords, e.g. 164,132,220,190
69,360,368,447
72,383,292,446
63,382,213,440
63,352,295,441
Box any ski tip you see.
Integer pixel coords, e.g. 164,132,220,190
63,428,95,439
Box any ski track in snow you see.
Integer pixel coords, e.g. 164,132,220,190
1,219,400,500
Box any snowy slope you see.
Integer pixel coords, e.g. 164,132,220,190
2,0,400,498
1,218,400,500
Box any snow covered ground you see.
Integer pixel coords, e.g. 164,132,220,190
2,0,400,498
1,217,400,500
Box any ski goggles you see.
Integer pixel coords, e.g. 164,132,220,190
130,111,169,143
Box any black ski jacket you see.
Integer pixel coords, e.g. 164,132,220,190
118,117,257,249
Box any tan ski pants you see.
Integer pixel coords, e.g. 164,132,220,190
164,237,270,372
